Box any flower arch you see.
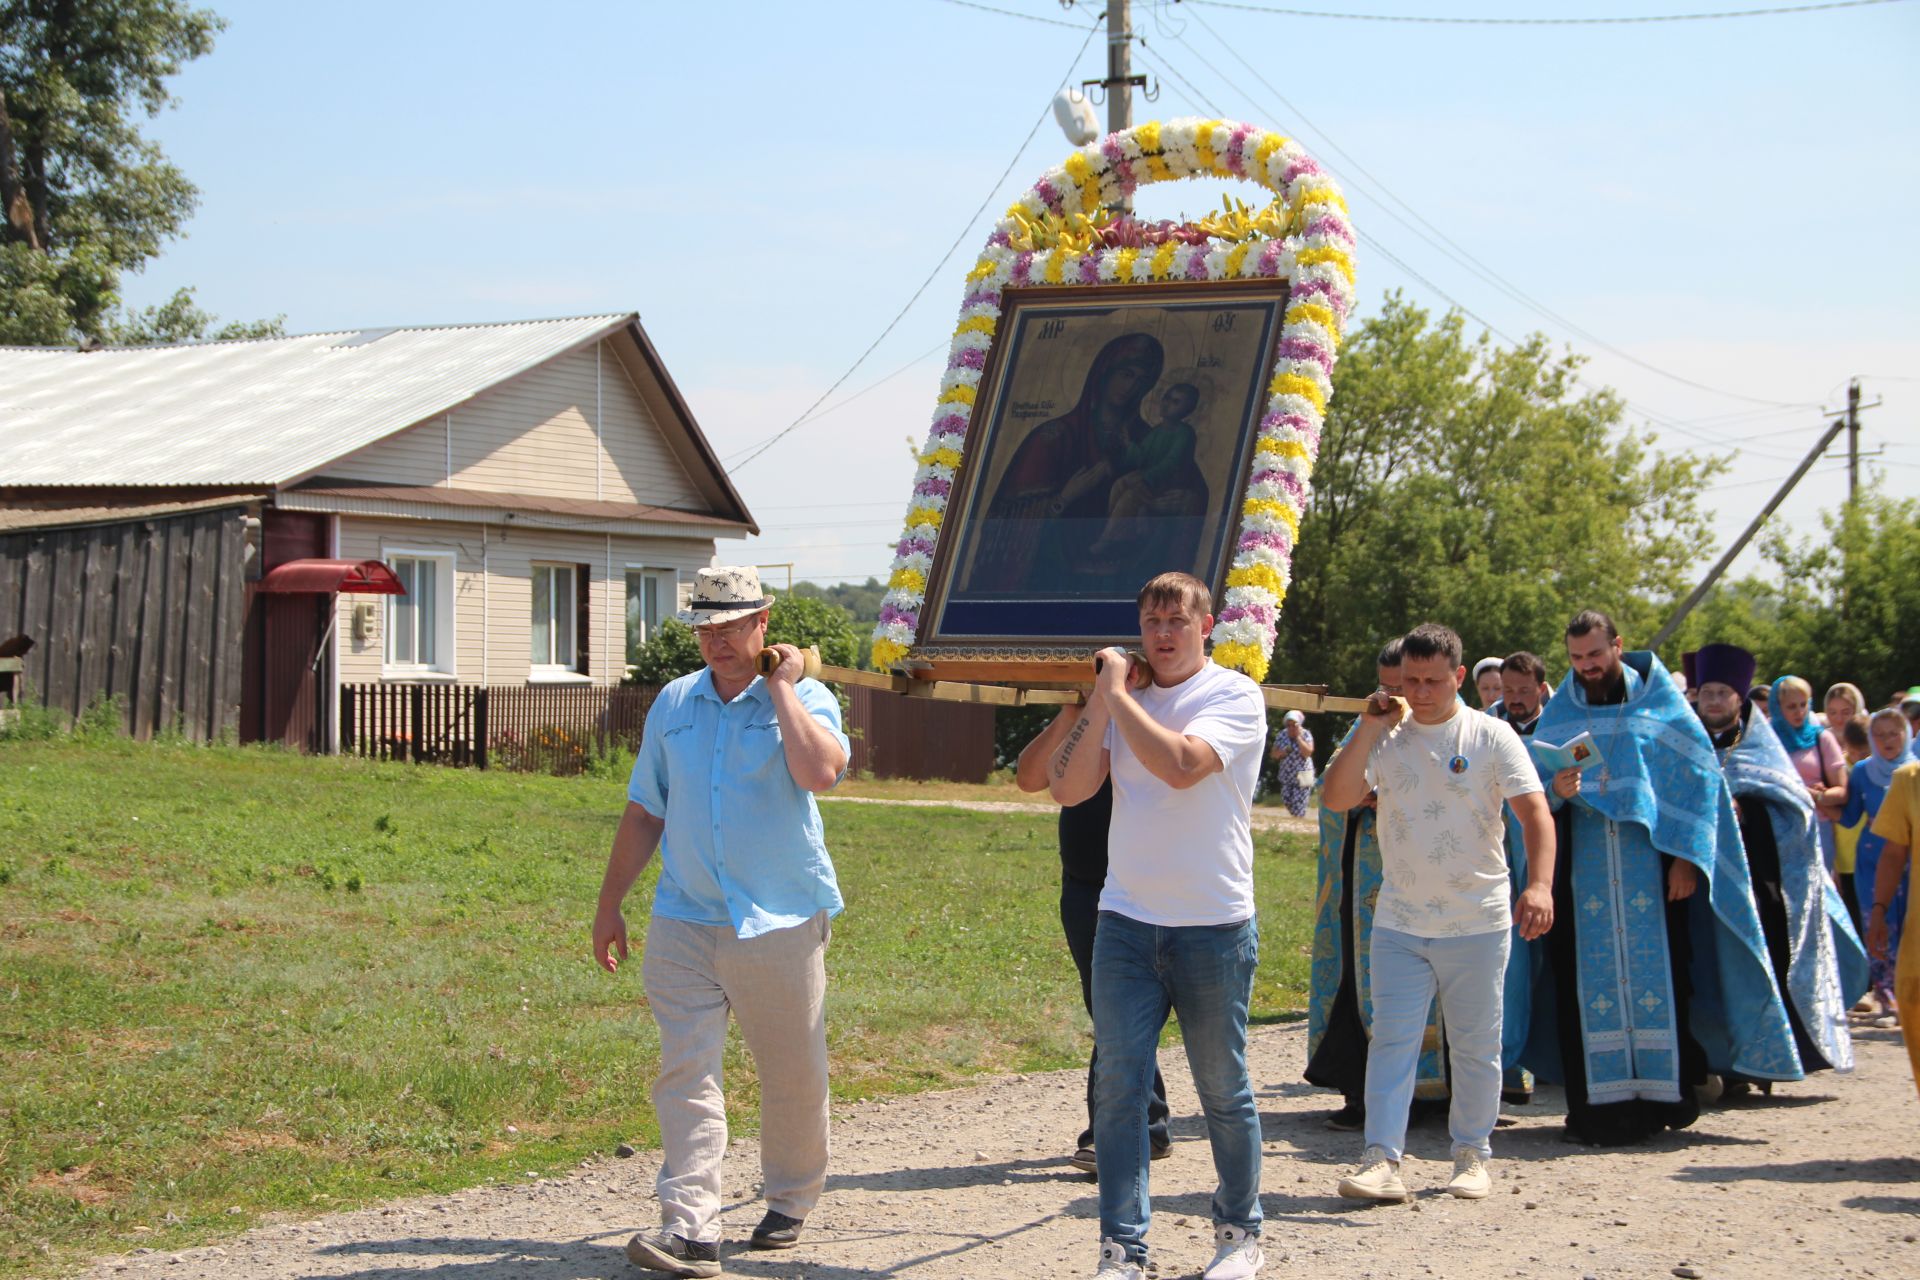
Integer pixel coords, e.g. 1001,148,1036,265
870,118,1356,683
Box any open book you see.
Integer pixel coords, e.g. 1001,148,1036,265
1530,731,1606,775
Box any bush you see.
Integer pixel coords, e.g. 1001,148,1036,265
623,596,861,688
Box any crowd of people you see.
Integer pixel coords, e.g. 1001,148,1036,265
588,564,1919,1280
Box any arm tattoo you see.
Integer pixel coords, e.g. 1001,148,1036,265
1054,716,1092,779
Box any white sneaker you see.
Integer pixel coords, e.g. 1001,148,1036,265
1095,1238,1144,1279
1337,1145,1410,1202
1447,1145,1491,1199
1202,1223,1265,1279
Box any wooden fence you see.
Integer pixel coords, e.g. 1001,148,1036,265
339,683,660,774
846,684,996,783
0,506,250,741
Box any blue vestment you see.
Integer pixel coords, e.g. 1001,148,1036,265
1523,653,1801,1117
1719,710,1871,1071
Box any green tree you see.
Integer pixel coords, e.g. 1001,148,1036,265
766,594,859,668
1277,294,1723,699
622,597,860,689
1756,486,1920,700
0,1,277,344
624,619,702,686
792,577,884,665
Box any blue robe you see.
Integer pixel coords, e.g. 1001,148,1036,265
1307,725,1447,1102
1521,653,1801,1136
1719,709,1871,1072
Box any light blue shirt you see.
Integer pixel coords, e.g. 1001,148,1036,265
628,666,846,939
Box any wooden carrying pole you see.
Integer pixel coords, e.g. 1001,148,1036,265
758,646,1367,714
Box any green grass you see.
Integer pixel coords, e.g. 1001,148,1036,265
0,739,1316,1278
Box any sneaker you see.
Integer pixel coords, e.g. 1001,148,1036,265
1202,1223,1265,1279
1071,1145,1098,1174
625,1228,721,1277
748,1209,803,1250
1337,1146,1409,1203
1151,1140,1173,1161
1323,1100,1365,1132
1446,1146,1491,1199
1095,1237,1145,1279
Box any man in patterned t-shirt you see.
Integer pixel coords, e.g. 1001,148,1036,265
1320,622,1555,1202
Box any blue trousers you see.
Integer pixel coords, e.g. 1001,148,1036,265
1363,925,1509,1161
1092,910,1261,1262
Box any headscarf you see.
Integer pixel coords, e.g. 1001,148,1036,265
1865,708,1913,790
1283,709,1305,725
1769,674,1823,753
1823,682,1866,726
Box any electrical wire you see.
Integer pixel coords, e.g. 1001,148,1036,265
1175,6,1820,415
1183,0,1908,26
1135,33,1823,467
928,0,1094,28
728,17,1101,473
720,341,946,464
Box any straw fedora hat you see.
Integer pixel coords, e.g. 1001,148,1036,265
676,565,774,628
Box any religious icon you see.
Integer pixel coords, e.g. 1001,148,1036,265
918,280,1291,651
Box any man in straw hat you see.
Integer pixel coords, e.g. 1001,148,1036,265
593,566,849,1277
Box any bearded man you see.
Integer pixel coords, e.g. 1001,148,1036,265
1521,611,1799,1145
1693,642,1868,1090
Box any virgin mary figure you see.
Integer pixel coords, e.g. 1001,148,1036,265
966,331,1168,596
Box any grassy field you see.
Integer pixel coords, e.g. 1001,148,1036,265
0,740,1317,1278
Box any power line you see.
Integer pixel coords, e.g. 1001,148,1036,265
1174,6,1818,416
928,0,1093,27
1184,0,1908,26
730,17,1101,472
1136,33,1832,466
721,341,945,464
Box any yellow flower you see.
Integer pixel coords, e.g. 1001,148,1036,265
1149,240,1178,280
871,639,908,672
955,313,996,337
888,567,927,593
1256,437,1310,461
1295,246,1355,286
1227,564,1286,595
1284,301,1342,346
939,384,977,407
1211,642,1270,684
919,447,964,469
1243,497,1301,537
906,507,944,530
1268,372,1327,414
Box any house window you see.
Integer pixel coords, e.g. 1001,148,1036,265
532,563,587,673
385,552,454,674
625,568,675,663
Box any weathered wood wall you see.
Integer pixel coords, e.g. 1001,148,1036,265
0,506,250,740
847,684,997,784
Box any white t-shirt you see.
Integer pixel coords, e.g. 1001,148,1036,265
1101,661,1269,927
1364,700,1542,938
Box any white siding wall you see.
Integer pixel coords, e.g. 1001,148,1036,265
334,514,714,687
320,340,708,511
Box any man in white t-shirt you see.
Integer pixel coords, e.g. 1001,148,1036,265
1050,572,1270,1280
1321,622,1555,1202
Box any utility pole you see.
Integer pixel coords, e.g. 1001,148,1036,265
1649,416,1847,651
1846,376,1861,504
1081,1,1147,211
1105,0,1134,137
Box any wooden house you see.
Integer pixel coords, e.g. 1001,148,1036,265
0,314,754,751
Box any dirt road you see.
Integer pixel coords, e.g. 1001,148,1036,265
81,1018,1918,1280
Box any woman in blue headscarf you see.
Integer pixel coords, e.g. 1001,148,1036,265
1770,676,1848,874
1843,708,1913,1021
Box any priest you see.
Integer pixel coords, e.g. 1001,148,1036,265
1692,642,1869,1088
1519,611,1800,1145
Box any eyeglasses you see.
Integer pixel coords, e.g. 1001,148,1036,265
694,615,762,642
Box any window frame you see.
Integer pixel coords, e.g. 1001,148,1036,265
381,547,457,680
624,564,678,665
530,561,590,681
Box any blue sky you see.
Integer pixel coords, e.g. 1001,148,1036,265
124,0,1919,596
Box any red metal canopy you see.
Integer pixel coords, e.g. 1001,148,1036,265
256,558,405,595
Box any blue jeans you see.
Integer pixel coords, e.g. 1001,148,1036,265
1363,925,1509,1161
1092,911,1261,1262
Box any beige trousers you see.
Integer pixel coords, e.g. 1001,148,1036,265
641,911,831,1242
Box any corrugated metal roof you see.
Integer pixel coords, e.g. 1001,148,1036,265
0,314,631,486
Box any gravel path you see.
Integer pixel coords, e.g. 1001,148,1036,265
82,1018,1918,1280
